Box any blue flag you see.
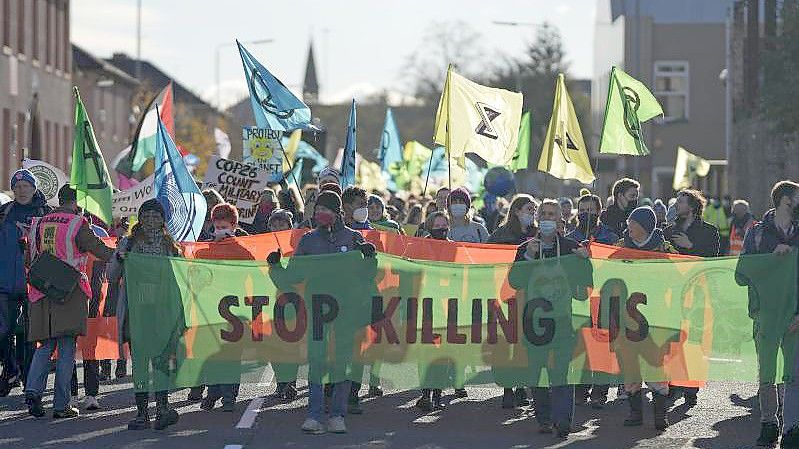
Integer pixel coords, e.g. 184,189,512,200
285,157,305,185
340,99,357,188
153,110,207,242
378,108,402,191
281,136,329,173
237,40,311,131
422,146,449,179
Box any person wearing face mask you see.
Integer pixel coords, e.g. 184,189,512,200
342,186,373,231
600,178,641,237
616,206,675,432
199,189,224,241
664,190,720,261
736,181,799,448
558,198,577,235
729,199,755,256
267,209,294,232
106,199,184,430
206,203,249,243
703,197,731,255
447,187,489,244
367,195,403,234
513,199,588,437
568,194,619,246
0,169,51,397
267,189,377,434
243,188,278,235
23,185,114,420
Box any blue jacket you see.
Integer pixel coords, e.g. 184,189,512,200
0,191,50,297
567,224,619,245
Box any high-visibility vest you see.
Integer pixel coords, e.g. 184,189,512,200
729,219,755,256
27,212,91,303
703,206,730,238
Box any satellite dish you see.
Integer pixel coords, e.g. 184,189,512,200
483,166,515,196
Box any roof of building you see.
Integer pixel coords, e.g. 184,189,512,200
72,45,139,86
303,41,319,102
105,53,219,112
609,0,734,24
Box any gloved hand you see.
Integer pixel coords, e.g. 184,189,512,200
358,242,376,258
267,249,282,265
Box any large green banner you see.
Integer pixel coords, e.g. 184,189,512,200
124,250,797,392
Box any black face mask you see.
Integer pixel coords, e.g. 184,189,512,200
430,228,449,240
577,212,599,232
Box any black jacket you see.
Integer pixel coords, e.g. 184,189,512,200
663,218,720,257
599,204,629,238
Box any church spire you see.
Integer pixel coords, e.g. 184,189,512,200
303,40,319,104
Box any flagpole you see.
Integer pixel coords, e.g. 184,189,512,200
422,146,435,197
446,67,453,190
280,141,305,209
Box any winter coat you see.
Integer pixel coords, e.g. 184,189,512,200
599,204,629,238
664,218,720,257
448,220,490,243
567,223,619,245
0,191,50,297
26,208,114,342
488,223,535,245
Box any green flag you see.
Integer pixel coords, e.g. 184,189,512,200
598,66,663,155
509,111,531,172
71,87,114,226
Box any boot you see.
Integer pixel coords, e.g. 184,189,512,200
501,388,515,409
515,387,529,406
623,390,643,426
432,389,446,410
653,391,669,431
25,393,46,418
756,421,779,448
153,391,178,430
128,393,151,430
416,389,432,412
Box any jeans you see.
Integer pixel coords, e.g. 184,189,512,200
532,385,574,427
308,381,349,422
25,336,76,411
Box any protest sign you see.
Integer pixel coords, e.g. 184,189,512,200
22,159,69,206
203,155,270,224
112,174,155,218
242,127,283,182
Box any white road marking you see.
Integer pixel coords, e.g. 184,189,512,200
236,397,265,429
223,445,243,449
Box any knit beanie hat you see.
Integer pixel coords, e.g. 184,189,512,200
628,206,657,235
11,169,36,190
315,190,342,215
368,194,385,212
317,166,341,185
447,187,471,209
138,199,165,219
319,182,343,197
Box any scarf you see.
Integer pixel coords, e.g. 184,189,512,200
623,228,665,251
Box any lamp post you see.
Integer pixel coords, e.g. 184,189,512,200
215,38,274,110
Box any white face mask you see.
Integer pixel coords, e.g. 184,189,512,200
519,213,534,229
213,228,234,240
450,204,468,218
353,207,369,223
538,220,557,236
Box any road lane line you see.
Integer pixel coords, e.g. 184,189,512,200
236,397,265,429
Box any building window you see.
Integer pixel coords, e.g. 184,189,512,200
653,61,689,121
16,0,23,55
53,124,59,168
54,0,60,70
44,119,50,163
63,124,69,168
32,0,38,60
3,0,10,48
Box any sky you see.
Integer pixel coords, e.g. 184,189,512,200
72,0,598,109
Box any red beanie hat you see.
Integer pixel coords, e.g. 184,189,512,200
447,187,472,209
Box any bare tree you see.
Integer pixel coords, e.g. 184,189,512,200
402,21,486,104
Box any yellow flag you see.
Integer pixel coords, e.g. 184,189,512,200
282,129,302,172
672,146,711,190
433,66,523,166
357,158,387,192
537,74,595,184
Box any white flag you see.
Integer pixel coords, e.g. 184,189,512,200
22,158,69,207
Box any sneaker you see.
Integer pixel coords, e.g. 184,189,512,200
201,395,220,411
25,394,46,418
53,406,80,419
84,395,100,411
454,388,468,398
301,418,326,434
368,385,384,397
756,421,779,448
328,416,347,434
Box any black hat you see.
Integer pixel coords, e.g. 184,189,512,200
138,199,165,219
315,190,342,215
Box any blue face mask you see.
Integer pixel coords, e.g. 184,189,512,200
538,220,557,236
